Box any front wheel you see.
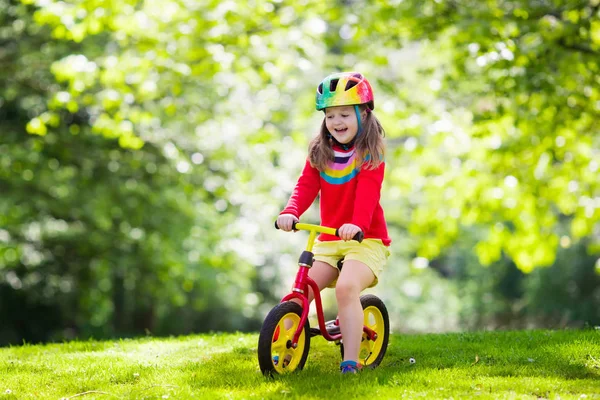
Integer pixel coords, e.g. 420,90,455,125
257,301,310,375
340,294,389,368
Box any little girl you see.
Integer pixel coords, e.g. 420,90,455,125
277,71,391,374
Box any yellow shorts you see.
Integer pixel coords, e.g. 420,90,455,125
313,239,391,288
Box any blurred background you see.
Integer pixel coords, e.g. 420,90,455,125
1,0,599,346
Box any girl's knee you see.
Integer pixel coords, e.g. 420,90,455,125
335,280,360,302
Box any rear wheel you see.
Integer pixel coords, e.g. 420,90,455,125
257,301,310,375
340,294,389,368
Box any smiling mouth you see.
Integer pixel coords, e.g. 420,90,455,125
335,128,348,133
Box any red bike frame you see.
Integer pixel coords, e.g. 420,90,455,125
277,222,378,347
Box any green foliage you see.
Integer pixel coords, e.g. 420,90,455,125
431,227,600,330
15,1,600,273
377,0,600,272
1,330,599,399
2,0,600,344
0,0,269,344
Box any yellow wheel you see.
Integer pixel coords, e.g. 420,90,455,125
257,301,310,375
340,294,389,368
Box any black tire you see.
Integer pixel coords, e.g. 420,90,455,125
340,294,389,369
257,301,310,375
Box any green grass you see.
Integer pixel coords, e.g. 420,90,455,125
1,330,599,399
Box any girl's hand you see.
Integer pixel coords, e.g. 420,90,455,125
338,223,362,241
277,214,298,232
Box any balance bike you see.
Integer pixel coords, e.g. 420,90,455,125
257,221,389,375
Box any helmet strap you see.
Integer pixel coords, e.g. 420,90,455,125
354,105,363,138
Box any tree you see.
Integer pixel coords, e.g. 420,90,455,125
360,0,600,272
4,0,599,343
0,0,277,343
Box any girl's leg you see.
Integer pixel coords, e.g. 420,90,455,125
290,260,338,306
335,259,375,365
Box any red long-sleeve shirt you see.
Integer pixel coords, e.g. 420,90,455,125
280,145,391,246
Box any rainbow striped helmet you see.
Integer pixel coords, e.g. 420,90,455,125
316,72,374,111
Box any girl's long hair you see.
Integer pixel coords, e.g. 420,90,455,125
308,105,386,171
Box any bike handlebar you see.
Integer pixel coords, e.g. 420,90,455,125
274,220,364,243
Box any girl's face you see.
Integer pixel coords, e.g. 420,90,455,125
325,105,361,144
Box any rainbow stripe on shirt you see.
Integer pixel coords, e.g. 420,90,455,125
320,148,358,185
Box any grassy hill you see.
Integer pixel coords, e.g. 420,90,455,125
1,329,599,399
